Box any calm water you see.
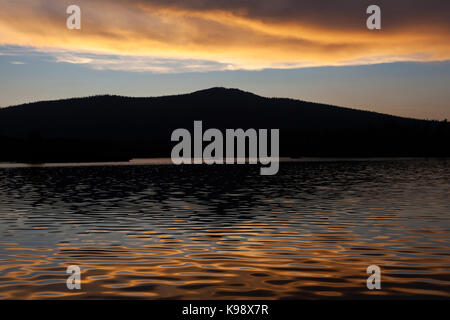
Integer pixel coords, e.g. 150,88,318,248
0,159,449,299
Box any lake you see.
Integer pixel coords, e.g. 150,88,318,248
0,158,449,299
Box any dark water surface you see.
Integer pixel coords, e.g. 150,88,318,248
0,159,449,299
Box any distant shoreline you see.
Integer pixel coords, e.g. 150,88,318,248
0,157,447,169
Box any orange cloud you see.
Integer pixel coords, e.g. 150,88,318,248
0,0,449,71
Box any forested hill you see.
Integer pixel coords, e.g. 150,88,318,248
0,87,449,162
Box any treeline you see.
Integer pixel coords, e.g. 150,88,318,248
0,88,449,163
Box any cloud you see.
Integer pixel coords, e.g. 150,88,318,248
0,0,449,72
55,55,93,65
134,0,450,31
53,52,230,73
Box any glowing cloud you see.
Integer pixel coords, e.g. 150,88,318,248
0,0,449,72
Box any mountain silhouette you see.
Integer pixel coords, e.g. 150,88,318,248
0,87,449,163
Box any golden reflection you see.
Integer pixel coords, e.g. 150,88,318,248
1,225,449,299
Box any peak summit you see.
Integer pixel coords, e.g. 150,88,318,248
190,87,258,97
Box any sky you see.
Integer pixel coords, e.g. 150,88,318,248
0,0,449,120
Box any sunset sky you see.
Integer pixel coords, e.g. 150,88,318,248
1,0,449,119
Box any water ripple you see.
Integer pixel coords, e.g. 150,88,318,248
0,159,449,299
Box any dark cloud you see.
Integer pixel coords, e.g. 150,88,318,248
131,0,450,31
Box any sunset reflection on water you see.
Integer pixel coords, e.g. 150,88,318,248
0,159,449,299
